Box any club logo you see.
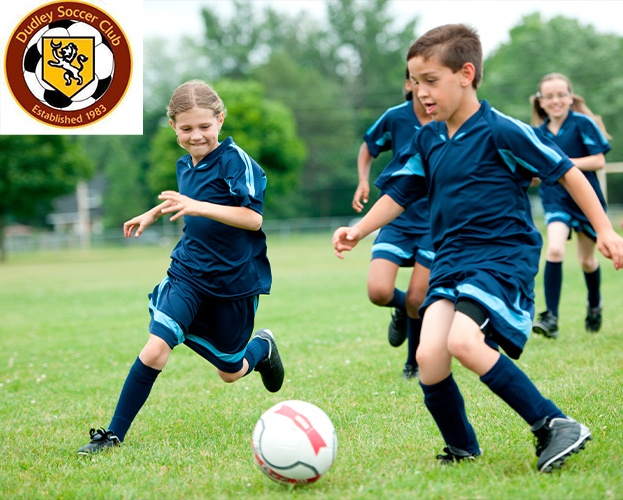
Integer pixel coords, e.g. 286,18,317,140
4,1,132,128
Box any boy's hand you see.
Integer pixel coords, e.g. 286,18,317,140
597,228,623,270
333,226,363,259
352,182,370,213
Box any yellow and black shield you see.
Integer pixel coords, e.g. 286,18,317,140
42,37,95,98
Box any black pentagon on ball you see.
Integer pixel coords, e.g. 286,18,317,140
92,76,112,100
44,89,73,109
48,20,76,30
23,45,42,73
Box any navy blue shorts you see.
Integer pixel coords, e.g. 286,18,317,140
544,210,597,242
371,222,434,269
422,268,534,359
148,276,258,373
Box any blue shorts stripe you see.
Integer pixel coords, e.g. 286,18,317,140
185,334,246,364
457,283,532,336
371,242,411,260
545,211,571,225
149,305,185,345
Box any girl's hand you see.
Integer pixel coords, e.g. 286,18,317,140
124,213,157,238
158,191,203,222
333,226,363,259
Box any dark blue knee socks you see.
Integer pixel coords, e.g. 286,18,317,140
480,354,564,426
406,318,422,366
420,374,480,454
583,267,601,308
108,357,161,442
386,288,406,310
544,261,562,317
243,336,270,376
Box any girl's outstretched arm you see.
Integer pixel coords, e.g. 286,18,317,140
158,191,262,231
124,200,173,238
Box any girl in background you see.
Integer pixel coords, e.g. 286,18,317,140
531,73,612,339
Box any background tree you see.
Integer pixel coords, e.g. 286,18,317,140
0,136,92,260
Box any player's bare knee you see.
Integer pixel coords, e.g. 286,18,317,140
545,245,565,262
218,370,239,383
416,345,441,371
579,255,598,272
446,336,472,361
406,290,426,318
139,340,171,370
368,288,393,306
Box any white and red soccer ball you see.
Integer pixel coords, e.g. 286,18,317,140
252,400,338,485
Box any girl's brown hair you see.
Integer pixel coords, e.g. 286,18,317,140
166,79,227,122
530,73,611,139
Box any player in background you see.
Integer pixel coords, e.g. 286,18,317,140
530,73,612,339
77,80,284,454
334,24,623,472
352,68,434,379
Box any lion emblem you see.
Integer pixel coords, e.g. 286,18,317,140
47,40,88,86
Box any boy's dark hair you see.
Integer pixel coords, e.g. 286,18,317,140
407,24,482,89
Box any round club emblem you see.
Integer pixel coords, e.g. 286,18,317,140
4,1,132,128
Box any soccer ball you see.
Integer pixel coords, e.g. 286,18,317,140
252,400,338,485
22,20,114,111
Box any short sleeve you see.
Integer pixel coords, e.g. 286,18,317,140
222,145,266,215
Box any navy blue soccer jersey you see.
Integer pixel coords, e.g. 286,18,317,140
364,100,429,237
538,110,611,221
364,101,419,158
167,136,272,299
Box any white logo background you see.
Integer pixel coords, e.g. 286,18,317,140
0,0,143,135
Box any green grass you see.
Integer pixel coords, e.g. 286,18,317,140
1,232,623,499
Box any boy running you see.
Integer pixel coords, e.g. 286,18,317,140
333,24,623,472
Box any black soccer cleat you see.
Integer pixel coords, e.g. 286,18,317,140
402,364,419,380
532,310,559,339
388,308,407,347
436,445,482,464
585,301,603,332
254,329,284,393
531,417,591,473
77,428,120,455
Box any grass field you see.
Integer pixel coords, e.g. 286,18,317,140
1,231,622,499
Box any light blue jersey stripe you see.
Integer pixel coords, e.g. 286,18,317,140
576,111,610,146
492,108,564,165
366,102,410,136
375,131,392,148
391,153,425,178
230,143,256,196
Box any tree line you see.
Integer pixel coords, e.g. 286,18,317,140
1,0,622,259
